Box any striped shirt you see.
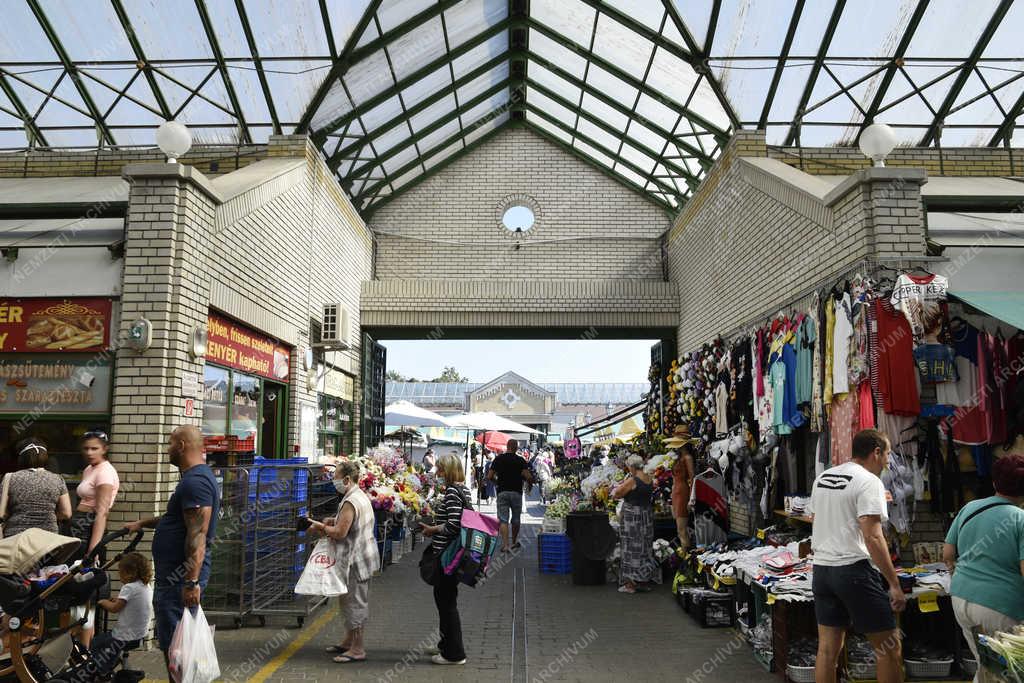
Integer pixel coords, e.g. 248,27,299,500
432,485,470,551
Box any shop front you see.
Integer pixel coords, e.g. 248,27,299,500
0,297,115,474
202,311,292,465
315,367,355,459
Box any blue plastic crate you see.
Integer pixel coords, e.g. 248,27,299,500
248,457,309,503
539,533,571,557
540,556,572,574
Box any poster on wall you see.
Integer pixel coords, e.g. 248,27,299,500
0,356,112,414
300,402,319,460
206,312,291,382
0,299,112,352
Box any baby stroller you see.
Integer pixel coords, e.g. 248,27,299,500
0,527,145,682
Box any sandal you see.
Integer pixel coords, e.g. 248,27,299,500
325,645,349,654
333,654,366,664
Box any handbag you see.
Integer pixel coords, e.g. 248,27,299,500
0,473,11,538
419,486,473,586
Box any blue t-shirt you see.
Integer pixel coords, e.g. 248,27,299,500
944,496,1024,621
152,464,220,586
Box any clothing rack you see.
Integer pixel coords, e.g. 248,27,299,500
715,255,949,344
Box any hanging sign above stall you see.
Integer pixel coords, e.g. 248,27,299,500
206,312,291,382
0,298,112,352
0,355,112,414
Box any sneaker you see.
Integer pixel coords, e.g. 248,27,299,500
511,541,522,550
431,654,466,665
424,647,439,655
618,585,635,594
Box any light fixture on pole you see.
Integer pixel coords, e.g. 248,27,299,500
858,123,897,167
156,120,192,163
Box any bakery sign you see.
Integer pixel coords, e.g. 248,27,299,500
206,312,291,382
0,356,112,414
0,299,112,352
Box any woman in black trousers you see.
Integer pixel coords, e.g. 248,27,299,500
419,454,469,665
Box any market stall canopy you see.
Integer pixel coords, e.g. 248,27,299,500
447,411,541,434
949,291,1024,331
475,430,512,452
616,415,644,438
383,400,452,427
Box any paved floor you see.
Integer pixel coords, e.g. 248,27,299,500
132,492,772,682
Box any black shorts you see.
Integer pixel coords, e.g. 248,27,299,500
812,560,896,634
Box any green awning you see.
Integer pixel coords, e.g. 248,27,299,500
949,291,1024,331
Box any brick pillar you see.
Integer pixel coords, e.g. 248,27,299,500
110,163,222,527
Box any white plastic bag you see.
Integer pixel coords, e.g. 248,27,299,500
294,538,348,597
168,605,220,683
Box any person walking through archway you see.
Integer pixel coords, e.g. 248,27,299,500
488,439,533,553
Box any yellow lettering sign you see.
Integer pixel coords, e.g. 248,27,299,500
0,332,7,350
917,592,939,613
0,305,23,324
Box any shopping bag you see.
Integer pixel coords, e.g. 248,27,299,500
168,605,220,683
294,538,348,596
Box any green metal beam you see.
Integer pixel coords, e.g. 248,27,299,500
233,0,281,135
25,0,115,145
758,0,804,129
577,0,694,61
861,0,930,128
1,68,91,118
920,0,1014,146
79,69,164,119
345,79,512,180
329,54,507,168
528,17,730,141
661,0,740,131
109,0,172,121
989,89,1024,146
783,0,846,146
0,74,47,146
151,66,237,118
522,120,675,210
297,0,379,134
193,0,251,143
363,122,512,216
314,19,511,139
526,77,699,183
319,0,337,57
705,0,722,54
524,103,683,201
355,105,518,204
527,50,714,164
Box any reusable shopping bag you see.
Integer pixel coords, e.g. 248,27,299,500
440,508,500,587
294,538,348,597
168,605,220,683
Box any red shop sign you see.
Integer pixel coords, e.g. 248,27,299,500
206,312,291,382
0,298,112,353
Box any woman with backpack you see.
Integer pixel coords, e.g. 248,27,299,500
419,454,471,665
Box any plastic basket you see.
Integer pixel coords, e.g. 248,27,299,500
688,589,732,627
904,658,952,678
961,657,977,678
542,517,566,534
538,533,572,560
847,660,876,680
785,664,816,682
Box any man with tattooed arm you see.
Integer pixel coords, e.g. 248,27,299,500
124,425,220,678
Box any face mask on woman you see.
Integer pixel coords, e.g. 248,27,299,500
334,478,350,494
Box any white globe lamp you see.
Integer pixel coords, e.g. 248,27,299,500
156,120,192,163
858,123,897,167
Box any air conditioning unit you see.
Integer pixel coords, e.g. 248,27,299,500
318,303,350,350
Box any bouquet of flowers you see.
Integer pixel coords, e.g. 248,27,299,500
644,451,678,489
653,538,674,563
580,464,624,498
544,494,573,519
368,485,400,512
367,445,406,476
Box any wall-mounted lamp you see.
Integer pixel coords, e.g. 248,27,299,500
189,324,208,359
858,123,897,167
126,317,152,352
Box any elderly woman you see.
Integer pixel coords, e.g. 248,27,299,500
2,438,72,537
943,454,1024,682
311,459,379,665
420,454,472,665
611,454,660,594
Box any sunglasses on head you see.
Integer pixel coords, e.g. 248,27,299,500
83,430,109,443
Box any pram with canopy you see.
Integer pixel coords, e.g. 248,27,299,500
0,527,144,682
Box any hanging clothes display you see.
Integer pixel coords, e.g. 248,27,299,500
824,295,836,406
691,468,729,546
832,292,854,396
809,295,825,432
829,390,859,465
890,272,949,342
796,314,816,406
874,298,920,416
950,319,989,445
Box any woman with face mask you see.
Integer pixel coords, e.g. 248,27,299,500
307,460,379,664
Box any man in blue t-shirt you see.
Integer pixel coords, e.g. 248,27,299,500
125,425,219,675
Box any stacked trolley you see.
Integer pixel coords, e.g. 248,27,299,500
205,458,338,628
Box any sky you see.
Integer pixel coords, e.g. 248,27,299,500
380,339,657,384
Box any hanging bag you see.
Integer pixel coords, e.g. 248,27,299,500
168,606,220,683
294,538,348,597
0,472,11,538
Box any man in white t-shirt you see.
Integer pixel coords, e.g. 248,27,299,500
809,429,907,683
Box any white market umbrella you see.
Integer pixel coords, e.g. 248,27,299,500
447,411,542,434
384,400,452,428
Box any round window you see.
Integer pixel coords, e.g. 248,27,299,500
501,205,536,233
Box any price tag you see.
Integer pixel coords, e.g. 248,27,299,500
756,528,766,540
917,592,939,613
766,594,777,605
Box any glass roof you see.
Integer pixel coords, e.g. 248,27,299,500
0,1,1021,214
386,381,647,406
